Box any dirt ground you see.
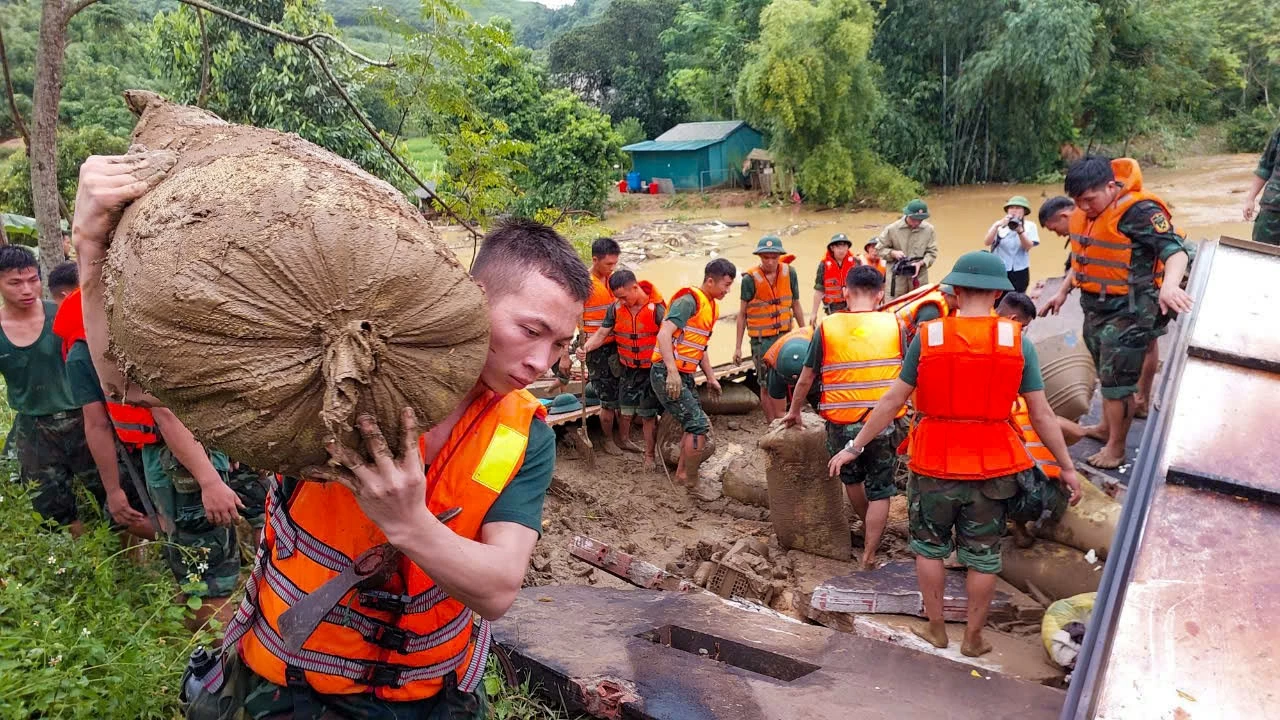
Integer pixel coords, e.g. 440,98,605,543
526,405,915,616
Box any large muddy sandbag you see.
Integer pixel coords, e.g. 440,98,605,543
698,381,758,415
759,414,851,561
1033,329,1097,421
106,91,489,473
1040,480,1120,559
1000,540,1101,601
722,459,769,507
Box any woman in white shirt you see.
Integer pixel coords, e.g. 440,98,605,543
983,195,1039,293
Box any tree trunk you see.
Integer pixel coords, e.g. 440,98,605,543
31,0,68,280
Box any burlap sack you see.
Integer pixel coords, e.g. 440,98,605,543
759,415,851,560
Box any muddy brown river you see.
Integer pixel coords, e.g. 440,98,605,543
450,153,1259,363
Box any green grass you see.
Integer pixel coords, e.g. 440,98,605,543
403,136,446,177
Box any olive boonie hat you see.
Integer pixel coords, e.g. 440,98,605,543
827,233,852,249
903,199,930,219
1003,195,1032,213
864,238,879,250
941,251,1013,291
548,392,582,414
754,235,787,255
775,336,810,381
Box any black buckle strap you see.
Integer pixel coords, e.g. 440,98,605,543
359,590,410,613
370,625,409,653
364,663,404,688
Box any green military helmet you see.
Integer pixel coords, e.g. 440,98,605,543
548,392,583,414
827,233,852,249
753,235,787,255
774,335,811,383
1003,195,1032,213
583,382,601,407
903,199,930,220
941,251,1014,291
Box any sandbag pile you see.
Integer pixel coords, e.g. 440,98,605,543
759,415,851,561
105,91,489,473
1040,480,1121,559
698,381,759,415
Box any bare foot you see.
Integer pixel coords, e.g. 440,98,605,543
642,455,656,472
618,438,643,454
912,622,949,649
603,440,624,457
860,555,879,571
961,635,994,657
1082,424,1108,442
1086,448,1125,470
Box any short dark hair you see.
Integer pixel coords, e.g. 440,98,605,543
48,261,78,292
997,292,1037,325
845,264,884,292
1064,156,1115,198
704,258,736,281
591,237,621,259
608,269,637,291
472,218,592,302
0,246,38,276
1039,196,1075,226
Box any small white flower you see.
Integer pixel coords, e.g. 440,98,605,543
55,567,66,575
31,620,39,627
49,654,62,666
80,627,91,637
196,562,209,573
46,555,56,565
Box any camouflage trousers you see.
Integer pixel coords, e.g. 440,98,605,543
11,411,101,526
186,650,487,720
1254,208,1280,246
650,363,710,435
907,471,1021,574
1082,294,1158,399
749,333,783,384
824,419,903,502
1006,466,1069,526
586,345,622,410
142,444,267,598
620,365,661,417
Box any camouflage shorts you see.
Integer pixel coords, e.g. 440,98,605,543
908,471,1020,574
12,411,101,526
586,345,622,409
1082,297,1157,399
825,420,902,501
1254,208,1280,246
749,334,783,383
142,445,267,598
620,365,661,417
1006,466,1068,526
650,363,710,435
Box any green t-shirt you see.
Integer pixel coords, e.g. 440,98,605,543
899,327,1044,393
1256,126,1280,211
480,419,555,532
1080,200,1187,315
914,304,944,325
740,266,800,303
601,302,665,330
66,339,106,407
664,294,698,330
813,261,826,291
0,301,77,416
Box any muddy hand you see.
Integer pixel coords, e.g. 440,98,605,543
315,409,432,538
665,373,683,400
72,151,176,253
827,449,856,478
202,480,245,527
1060,468,1083,506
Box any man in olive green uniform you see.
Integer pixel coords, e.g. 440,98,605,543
0,247,102,537
876,199,940,300
1243,125,1280,245
734,235,805,421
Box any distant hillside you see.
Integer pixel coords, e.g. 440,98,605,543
323,0,606,49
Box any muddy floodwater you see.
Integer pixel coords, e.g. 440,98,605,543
449,153,1258,364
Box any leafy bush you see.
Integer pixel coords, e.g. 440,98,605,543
1225,106,1278,153
0,126,129,218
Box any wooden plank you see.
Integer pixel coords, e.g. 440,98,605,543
545,405,602,428
569,535,696,592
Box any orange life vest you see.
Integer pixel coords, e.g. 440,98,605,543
234,390,545,701
817,311,906,425
762,325,813,369
744,262,794,338
51,288,159,447
879,283,950,348
1011,395,1061,479
652,287,718,374
580,274,615,343
1068,158,1177,296
906,316,1034,480
819,252,858,306
862,253,885,275
614,281,666,369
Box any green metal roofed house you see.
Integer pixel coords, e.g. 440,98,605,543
623,121,765,191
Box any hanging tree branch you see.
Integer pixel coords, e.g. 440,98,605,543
172,0,484,247
195,8,211,107
0,25,29,147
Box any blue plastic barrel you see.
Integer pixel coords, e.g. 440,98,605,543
626,171,641,193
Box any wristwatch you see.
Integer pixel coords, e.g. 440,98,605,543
843,439,864,456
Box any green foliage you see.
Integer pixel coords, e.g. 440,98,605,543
737,0,913,207
661,0,768,121
0,475,211,718
0,126,128,217
614,117,646,147
1225,106,1279,153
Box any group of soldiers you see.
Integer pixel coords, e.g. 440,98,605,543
0,141,1225,715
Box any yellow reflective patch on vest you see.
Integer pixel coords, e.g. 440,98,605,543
472,424,529,493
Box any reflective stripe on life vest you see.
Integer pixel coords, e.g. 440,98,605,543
1069,158,1176,296
744,265,794,338
1011,396,1061,479
238,390,544,701
820,253,857,306
614,281,666,368
580,274,615,342
906,316,1034,480
878,283,950,349
817,311,906,425
652,287,719,374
